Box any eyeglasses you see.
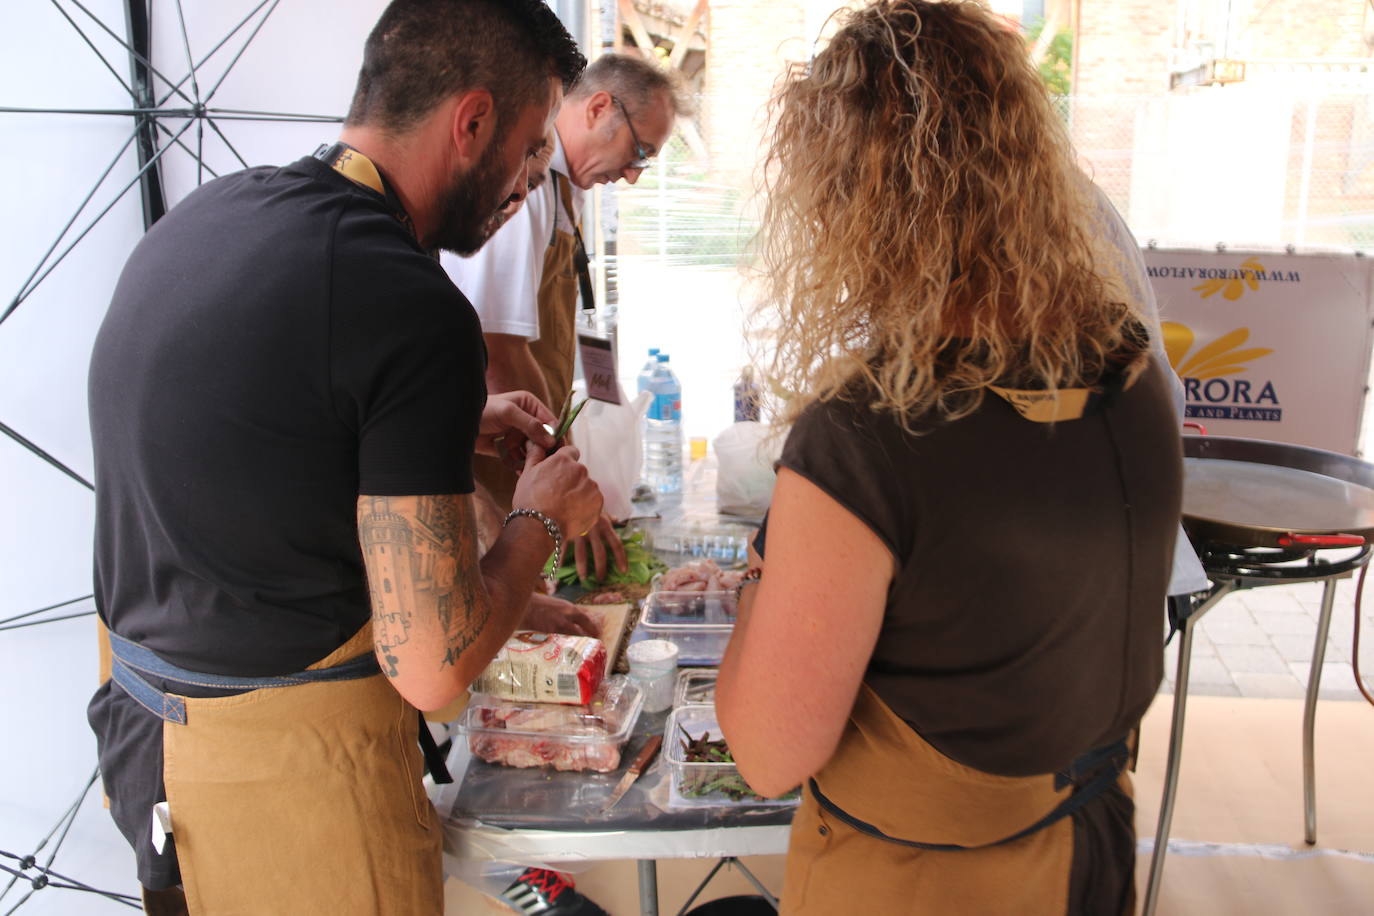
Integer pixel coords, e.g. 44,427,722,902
610,95,652,170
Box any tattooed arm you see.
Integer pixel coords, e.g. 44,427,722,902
357,444,602,711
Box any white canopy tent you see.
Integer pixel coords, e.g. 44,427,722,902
0,2,583,910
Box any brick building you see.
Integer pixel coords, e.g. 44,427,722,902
612,0,1374,248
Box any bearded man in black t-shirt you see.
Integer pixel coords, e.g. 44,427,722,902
86,3,601,912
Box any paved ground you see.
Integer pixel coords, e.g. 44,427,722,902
1163,577,1374,701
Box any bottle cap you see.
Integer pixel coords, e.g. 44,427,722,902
657,353,670,362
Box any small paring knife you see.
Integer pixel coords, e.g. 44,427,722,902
600,734,663,815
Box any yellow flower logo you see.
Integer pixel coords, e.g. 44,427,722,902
1162,322,1273,379
1191,257,1264,300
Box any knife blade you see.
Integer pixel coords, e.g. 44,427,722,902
601,734,663,815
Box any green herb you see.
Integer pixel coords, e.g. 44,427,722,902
676,728,800,803
542,529,666,590
555,397,589,442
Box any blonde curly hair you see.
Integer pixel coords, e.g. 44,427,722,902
755,0,1146,429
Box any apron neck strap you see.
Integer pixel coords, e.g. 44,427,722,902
552,170,595,317
314,142,417,240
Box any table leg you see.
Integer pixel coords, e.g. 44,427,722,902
1142,617,1195,916
1302,577,1338,845
1142,581,1237,916
638,859,660,916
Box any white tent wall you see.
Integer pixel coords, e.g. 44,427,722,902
0,2,393,911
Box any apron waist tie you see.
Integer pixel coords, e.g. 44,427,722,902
809,736,1130,852
107,631,381,726
109,631,452,783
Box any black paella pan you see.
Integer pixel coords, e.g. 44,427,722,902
1182,435,1374,550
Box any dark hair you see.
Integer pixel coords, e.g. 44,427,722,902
568,52,691,118
346,0,586,132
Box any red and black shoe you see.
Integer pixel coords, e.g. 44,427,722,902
500,868,609,916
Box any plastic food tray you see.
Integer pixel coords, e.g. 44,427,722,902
640,591,736,666
665,704,799,808
674,668,719,706
457,676,644,773
639,520,756,565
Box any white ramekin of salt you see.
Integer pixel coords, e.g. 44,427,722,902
626,638,679,713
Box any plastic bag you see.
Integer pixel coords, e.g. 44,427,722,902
713,421,781,519
569,384,652,520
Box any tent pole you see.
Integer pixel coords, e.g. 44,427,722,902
123,0,168,230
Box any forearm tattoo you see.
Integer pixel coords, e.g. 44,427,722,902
357,494,490,678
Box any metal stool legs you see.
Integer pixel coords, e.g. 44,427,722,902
1141,581,1237,916
1302,576,1338,845
639,859,660,916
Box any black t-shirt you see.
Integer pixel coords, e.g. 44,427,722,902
86,155,486,887
88,155,485,675
760,360,1180,778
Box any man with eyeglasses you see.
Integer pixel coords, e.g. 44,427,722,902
443,53,683,582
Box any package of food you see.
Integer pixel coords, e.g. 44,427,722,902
666,704,800,808
470,631,607,705
459,677,644,773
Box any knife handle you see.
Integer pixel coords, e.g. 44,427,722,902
627,734,663,774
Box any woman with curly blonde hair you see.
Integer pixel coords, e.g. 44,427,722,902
716,2,1183,913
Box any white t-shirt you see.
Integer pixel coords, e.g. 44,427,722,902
440,133,584,342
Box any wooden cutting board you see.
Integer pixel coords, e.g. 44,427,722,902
576,602,639,674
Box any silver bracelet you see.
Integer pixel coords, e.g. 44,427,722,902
503,508,564,569
734,567,763,603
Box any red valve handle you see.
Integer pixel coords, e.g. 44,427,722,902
1276,533,1366,548
1183,422,1207,435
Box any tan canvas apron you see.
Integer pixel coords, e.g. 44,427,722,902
157,622,442,915
98,144,443,912
474,171,582,512
780,684,1133,915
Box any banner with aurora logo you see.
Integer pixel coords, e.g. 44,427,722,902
1142,249,1374,454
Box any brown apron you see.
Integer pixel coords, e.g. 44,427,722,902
154,622,442,914
780,684,1133,915
474,171,583,511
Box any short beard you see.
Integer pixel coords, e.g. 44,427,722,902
430,135,512,256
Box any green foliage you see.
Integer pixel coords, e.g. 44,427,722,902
1026,18,1073,97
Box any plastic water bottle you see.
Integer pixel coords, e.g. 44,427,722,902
636,348,660,394
636,348,660,490
643,354,683,494
733,365,762,422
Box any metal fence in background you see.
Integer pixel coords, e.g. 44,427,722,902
1062,88,1372,251
615,130,758,270
607,87,1374,272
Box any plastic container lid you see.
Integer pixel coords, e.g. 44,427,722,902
674,668,719,706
